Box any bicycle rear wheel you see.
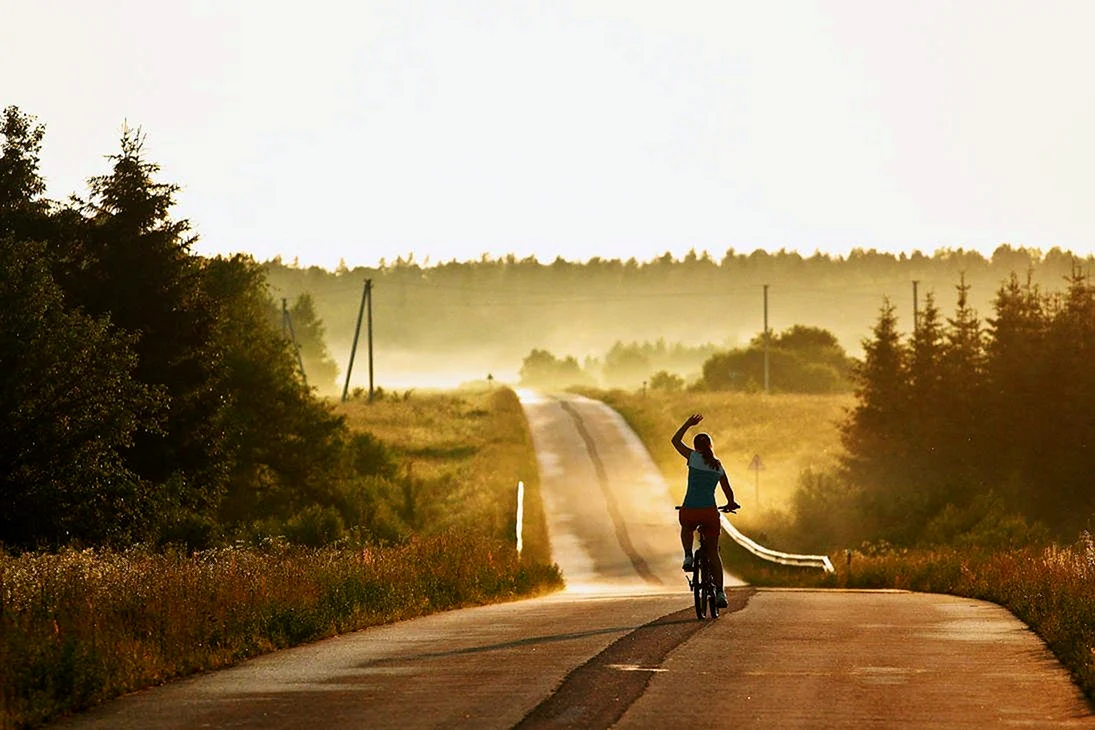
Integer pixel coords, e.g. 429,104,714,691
692,561,704,619
700,561,719,619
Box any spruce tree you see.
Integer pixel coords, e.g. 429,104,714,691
78,126,230,538
1040,263,1095,531
904,291,949,512
290,293,340,394
984,271,1046,513
936,274,986,506
841,299,914,541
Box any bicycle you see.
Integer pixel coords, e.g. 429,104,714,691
677,504,736,620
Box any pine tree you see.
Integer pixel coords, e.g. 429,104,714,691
290,293,340,394
904,291,949,512
1039,262,1095,531
77,126,230,537
0,106,47,238
983,271,1046,512
936,274,986,505
840,298,914,540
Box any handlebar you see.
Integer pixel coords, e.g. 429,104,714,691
675,505,739,514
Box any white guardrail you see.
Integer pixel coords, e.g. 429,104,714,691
720,514,835,573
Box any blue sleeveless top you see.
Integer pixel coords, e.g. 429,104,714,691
682,451,725,508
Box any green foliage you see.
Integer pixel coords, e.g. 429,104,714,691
841,267,1095,544
0,106,48,236
261,245,1093,390
0,240,162,549
200,255,352,542
518,348,593,388
73,125,229,527
788,469,863,551
0,107,437,552
700,324,854,393
289,292,340,393
283,506,346,547
601,340,653,387
648,370,685,392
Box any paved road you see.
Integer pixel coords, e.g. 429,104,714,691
53,392,1094,728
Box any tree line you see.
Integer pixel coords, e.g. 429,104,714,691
263,240,1093,390
517,325,855,393
803,266,1095,547
0,106,406,551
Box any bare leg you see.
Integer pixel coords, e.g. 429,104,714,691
680,524,694,556
706,537,724,591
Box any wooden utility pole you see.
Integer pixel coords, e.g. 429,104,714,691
366,278,374,402
342,279,371,402
763,284,770,393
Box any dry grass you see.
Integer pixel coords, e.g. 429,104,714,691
588,388,852,520
0,536,561,729
336,386,551,564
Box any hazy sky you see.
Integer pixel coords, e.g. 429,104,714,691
6,0,1095,269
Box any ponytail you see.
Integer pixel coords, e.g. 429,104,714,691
699,449,722,472
693,433,722,471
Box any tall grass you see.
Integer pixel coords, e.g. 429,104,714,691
338,387,552,564
0,536,562,729
587,388,851,520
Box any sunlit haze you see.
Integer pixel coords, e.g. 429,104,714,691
6,1,1095,268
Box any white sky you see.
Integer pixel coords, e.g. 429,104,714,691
5,0,1095,269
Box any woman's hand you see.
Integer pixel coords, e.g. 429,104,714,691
684,413,703,427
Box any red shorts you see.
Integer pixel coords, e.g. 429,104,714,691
678,507,721,541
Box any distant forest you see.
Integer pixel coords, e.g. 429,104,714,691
262,246,1093,391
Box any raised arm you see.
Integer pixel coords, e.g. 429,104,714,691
671,413,703,458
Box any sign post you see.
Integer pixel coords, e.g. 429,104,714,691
515,481,525,556
748,453,764,508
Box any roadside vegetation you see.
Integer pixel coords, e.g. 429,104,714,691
0,388,560,730
0,107,560,730
336,387,552,566
1,535,558,729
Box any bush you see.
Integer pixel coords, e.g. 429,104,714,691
284,506,346,547
649,370,685,392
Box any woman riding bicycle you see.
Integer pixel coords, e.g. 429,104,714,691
672,413,740,608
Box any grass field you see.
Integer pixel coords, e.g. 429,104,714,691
337,386,552,564
586,388,853,536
